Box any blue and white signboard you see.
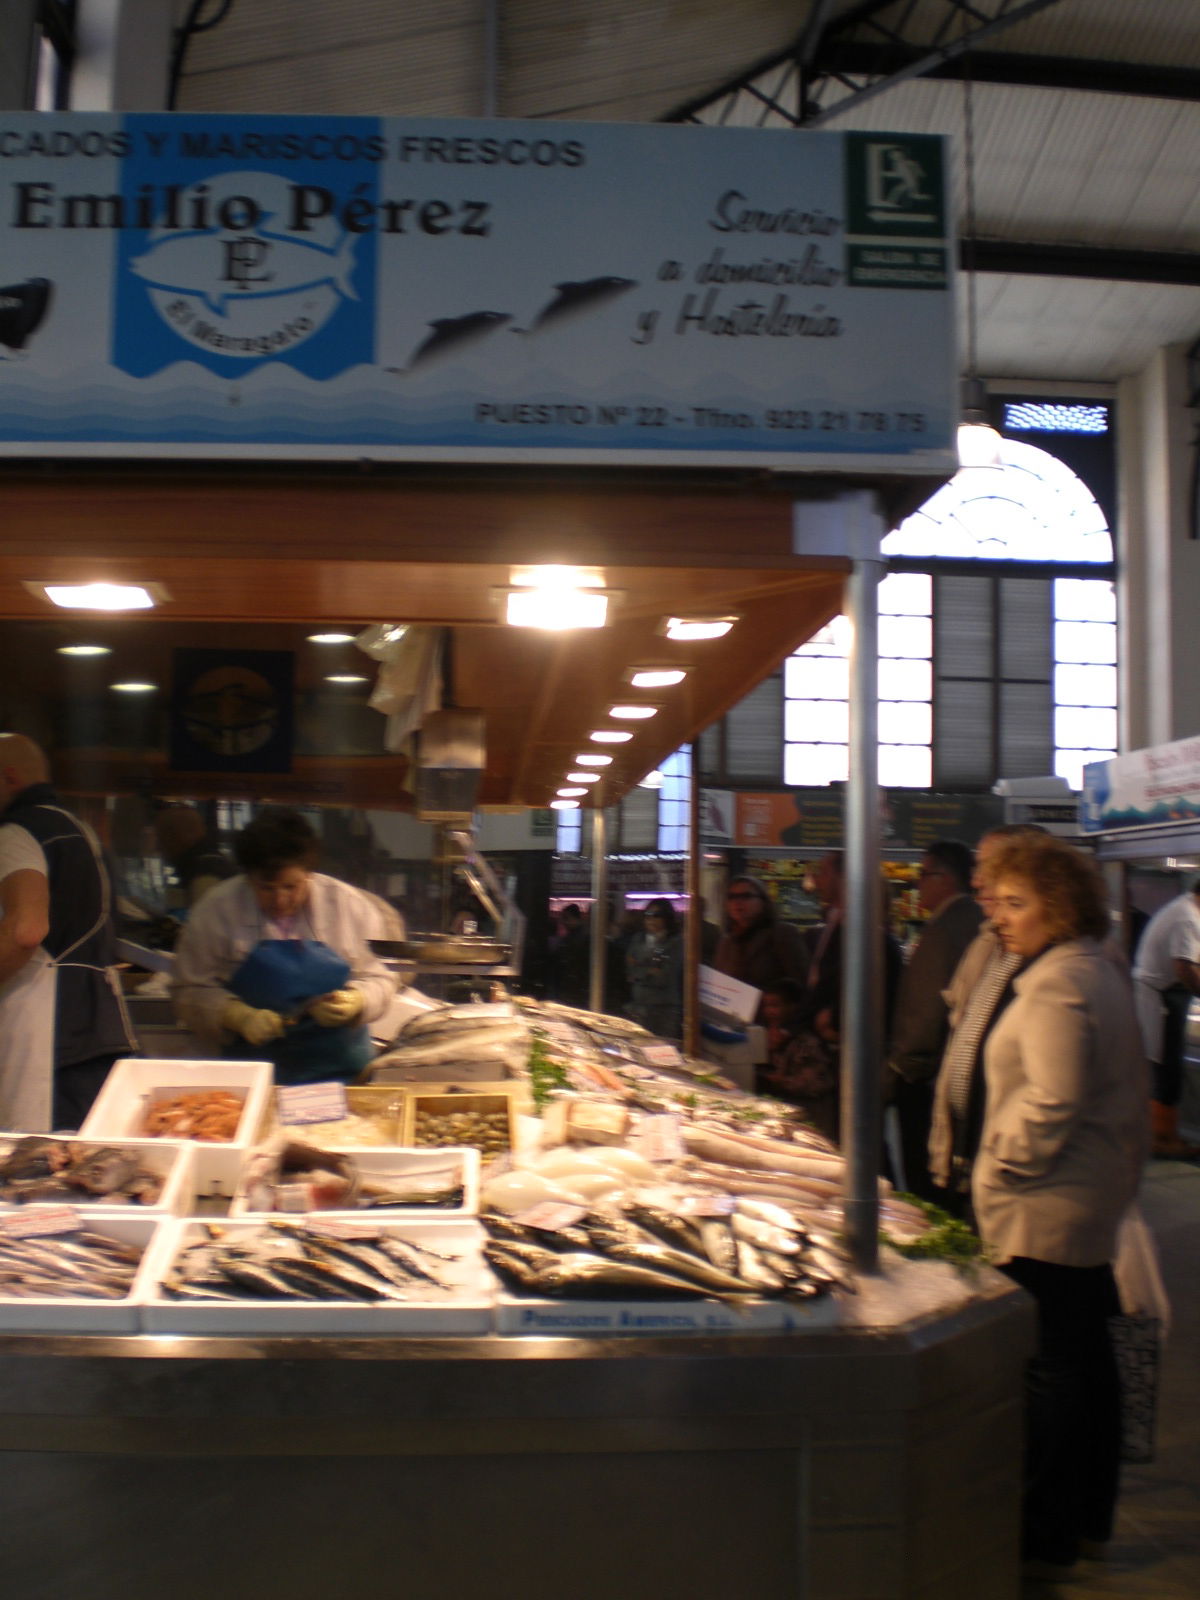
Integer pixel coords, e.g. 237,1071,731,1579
0,114,955,468
1081,735,1200,834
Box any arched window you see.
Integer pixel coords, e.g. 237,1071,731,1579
783,436,1117,792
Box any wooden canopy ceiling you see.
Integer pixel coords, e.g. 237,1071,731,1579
0,463,925,810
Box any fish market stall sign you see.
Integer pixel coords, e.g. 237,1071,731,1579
0,113,954,470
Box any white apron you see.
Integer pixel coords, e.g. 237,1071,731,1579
1133,976,1165,1064
0,945,57,1132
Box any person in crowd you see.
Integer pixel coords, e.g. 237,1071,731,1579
757,977,838,1140
802,848,903,1060
959,833,1147,1579
712,875,808,1017
548,901,591,1007
624,897,684,1040
887,839,983,1199
1130,878,1200,1159
0,733,138,1131
605,902,641,1015
153,802,235,911
929,823,1049,1208
171,807,395,1084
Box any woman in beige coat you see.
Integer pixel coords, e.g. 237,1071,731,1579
977,835,1147,1580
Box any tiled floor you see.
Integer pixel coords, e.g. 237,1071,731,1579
1024,1160,1200,1598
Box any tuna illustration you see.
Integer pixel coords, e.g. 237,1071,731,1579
0,278,53,352
402,311,512,372
129,227,358,317
520,276,637,333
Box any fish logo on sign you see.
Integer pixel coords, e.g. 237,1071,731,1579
117,169,371,377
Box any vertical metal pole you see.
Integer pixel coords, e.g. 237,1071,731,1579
684,745,701,1056
842,554,883,1274
588,806,609,1013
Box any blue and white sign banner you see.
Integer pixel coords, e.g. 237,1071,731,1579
1082,736,1200,834
0,114,956,468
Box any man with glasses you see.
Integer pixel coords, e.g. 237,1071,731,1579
888,838,982,1198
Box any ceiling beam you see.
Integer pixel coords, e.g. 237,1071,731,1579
822,42,1200,102
965,238,1200,287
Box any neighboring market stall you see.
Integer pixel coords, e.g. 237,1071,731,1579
0,110,1031,1599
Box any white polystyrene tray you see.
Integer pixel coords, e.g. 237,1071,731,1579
0,1136,194,1218
138,1217,492,1335
492,1289,802,1337
0,1213,163,1333
229,1145,480,1219
79,1058,273,1199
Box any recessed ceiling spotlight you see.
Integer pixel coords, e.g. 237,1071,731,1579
550,798,580,811
57,644,112,657
34,582,163,611
324,674,368,684
556,787,588,798
574,753,613,767
565,772,600,783
111,681,157,694
589,729,633,743
505,588,608,629
629,668,686,688
608,704,657,720
308,631,357,644
662,615,738,641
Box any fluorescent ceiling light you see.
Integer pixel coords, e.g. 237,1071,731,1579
566,772,600,783
608,704,657,720
556,787,588,798
57,644,111,657
663,615,737,641
574,753,613,767
38,582,159,611
629,668,686,688
509,564,606,590
325,674,368,684
506,588,608,629
550,798,580,811
111,681,157,694
308,631,356,644
589,729,634,743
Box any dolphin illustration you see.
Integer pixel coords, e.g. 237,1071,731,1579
129,227,358,317
0,278,53,353
520,276,637,333
402,311,512,372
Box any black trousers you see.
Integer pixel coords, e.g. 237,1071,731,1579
1000,1255,1123,1565
1153,984,1191,1105
891,1076,942,1201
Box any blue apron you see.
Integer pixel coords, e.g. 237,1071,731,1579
226,938,373,1085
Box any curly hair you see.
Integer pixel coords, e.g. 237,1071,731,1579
235,807,320,876
980,835,1109,943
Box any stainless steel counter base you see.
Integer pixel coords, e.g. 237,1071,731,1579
0,1282,1033,1600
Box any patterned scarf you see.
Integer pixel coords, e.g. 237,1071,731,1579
944,945,1022,1119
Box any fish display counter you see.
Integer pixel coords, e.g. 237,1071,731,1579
0,994,1034,1599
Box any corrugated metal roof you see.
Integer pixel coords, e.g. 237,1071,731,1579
175,0,1200,382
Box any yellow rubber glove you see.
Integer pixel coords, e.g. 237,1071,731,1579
221,997,285,1046
309,988,364,1028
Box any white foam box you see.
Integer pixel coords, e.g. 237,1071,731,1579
229,1145,480,1219
493,1288,798,1337
138,1216,493,1335
0,1212,164,1333
0,1136,195,1218
80,1058,273,1200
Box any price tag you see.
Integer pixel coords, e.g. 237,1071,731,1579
277,1082,349,1126
678,1194,737,1218
633,1113,685,1163
639,1043,685,1070
0,1206,82,1238
514,1202,587,1232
